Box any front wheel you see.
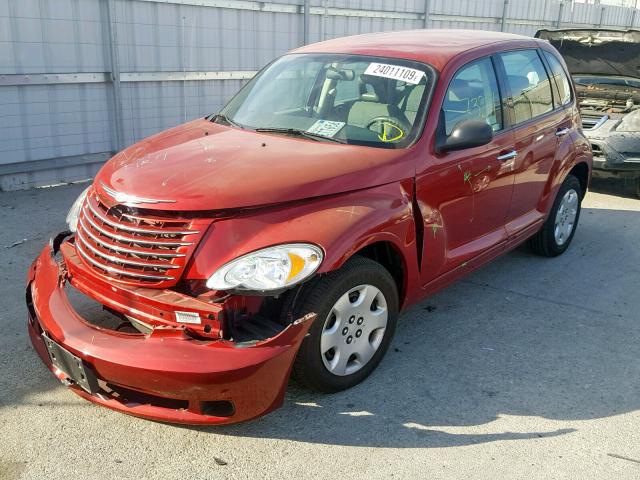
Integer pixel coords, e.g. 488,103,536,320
529,174,582,257
286,256,399,393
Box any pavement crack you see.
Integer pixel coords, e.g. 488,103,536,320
607,453,640,465
461,279,621,318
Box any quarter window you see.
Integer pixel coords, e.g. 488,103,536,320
499,49,553,124
543,51,572,107
443,58,503,135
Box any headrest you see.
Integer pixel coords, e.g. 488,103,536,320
449,79,484,100
360,92,380,102
359,74,392,103
449,78,471,94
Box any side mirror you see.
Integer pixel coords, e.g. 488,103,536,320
436,119,494,153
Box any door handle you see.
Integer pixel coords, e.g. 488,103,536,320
555,127,570,137
497,150,518,162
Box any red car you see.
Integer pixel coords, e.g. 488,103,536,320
27,29,592,424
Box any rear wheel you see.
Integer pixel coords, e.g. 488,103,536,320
529,174,582,257
286,256,398,393
635,178,640,199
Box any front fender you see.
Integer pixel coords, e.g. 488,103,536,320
184,180,419,297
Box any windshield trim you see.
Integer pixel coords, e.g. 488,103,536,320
217,52,439,150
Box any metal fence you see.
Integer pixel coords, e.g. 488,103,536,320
1,0,639,190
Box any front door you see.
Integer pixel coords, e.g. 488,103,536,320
417,56,517,286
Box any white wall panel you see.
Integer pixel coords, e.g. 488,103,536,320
1,0,638,189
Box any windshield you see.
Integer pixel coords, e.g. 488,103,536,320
219,54,435,148
573,75,640,89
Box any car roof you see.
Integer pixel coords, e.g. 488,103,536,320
293,29,538,71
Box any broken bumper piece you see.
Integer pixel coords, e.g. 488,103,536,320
26,243,314,425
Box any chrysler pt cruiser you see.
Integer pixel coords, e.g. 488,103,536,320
26,30,592,424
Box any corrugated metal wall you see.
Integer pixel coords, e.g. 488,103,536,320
1,0,638,190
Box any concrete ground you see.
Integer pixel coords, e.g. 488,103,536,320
1,178,639,479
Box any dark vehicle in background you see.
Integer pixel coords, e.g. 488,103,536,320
536,29,640,197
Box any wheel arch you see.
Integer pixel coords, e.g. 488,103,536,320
351,240,408,307
324,231,415,309
568,161,590,198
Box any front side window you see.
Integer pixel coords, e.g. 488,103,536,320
442,57,503,135
220,54,435,149
543,51,572,107
499,49,553,124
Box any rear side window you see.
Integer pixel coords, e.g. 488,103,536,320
499,49,553,124
543,51,572,107
443,58,503,135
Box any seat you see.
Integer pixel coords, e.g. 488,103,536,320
401,84,426,124
347,75,405,129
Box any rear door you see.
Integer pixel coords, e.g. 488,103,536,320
496,49,573,236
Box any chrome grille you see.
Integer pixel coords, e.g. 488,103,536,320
581,114,608,130
75,191,210,287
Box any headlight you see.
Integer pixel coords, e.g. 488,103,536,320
66,186,91,232
206,244,323,291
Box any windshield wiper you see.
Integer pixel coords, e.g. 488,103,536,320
209,113,244,129
254,127,347,144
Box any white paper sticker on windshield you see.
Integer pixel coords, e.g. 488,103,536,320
307,120,345,138
364,63,424,85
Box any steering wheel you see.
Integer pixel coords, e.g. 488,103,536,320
365,116,408,143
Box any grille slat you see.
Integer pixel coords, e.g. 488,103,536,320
76,242,174,281
78,220,186,258
75,190,210,286
86,198,198,236
76,230,180,270
581,114,608,131
82,209,193,247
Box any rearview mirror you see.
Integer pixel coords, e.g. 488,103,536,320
326,68,355,81
436,119,493,153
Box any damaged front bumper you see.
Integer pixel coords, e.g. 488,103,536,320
26,237,314,425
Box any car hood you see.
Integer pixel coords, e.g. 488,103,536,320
535,29,640,79
95,119,414,211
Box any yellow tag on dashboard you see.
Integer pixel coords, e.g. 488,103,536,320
379,122,405,142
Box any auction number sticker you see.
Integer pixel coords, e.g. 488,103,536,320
364,63,424,85
307,120,345,137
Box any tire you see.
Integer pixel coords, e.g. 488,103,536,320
285,256,399,393
635,178,640,199
529,174,582,257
